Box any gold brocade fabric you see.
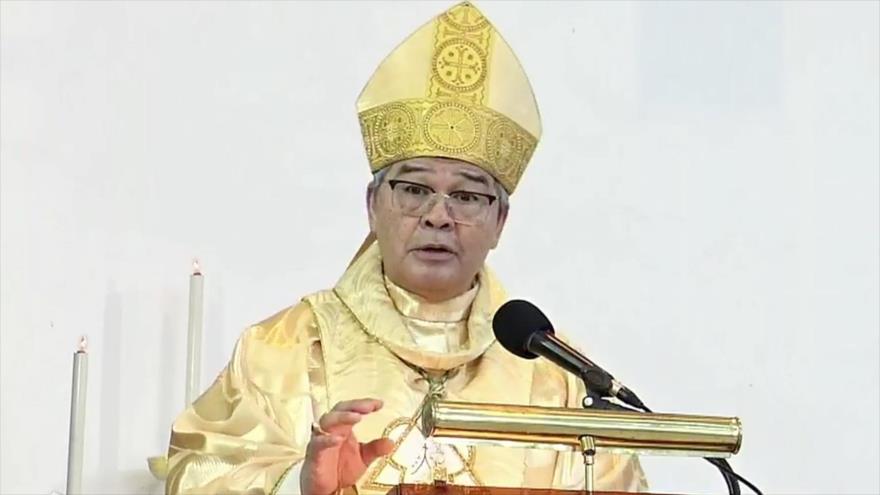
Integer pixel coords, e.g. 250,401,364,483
357,1,541,194
384,275,475,353
165,242,648,494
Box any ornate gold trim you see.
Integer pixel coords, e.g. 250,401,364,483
330,290,483,491
359,99,537,193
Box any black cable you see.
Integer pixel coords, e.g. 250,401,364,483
714,458,739,495
581,391,741,494
709,458,765,495
580,383,765,494
710,458,741,495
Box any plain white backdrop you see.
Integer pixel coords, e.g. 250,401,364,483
1,1,878,494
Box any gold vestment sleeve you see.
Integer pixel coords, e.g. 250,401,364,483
165,303,322,494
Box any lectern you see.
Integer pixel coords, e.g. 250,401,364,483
415,399,742,494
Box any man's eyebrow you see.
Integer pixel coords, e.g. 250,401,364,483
394,163,490,186
456,170,490,186
395,163,433,176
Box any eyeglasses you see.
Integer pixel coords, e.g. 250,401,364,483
386,179,497,226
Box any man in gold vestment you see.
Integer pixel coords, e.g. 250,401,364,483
166,2,648,494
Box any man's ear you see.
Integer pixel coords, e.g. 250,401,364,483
366,185,377,232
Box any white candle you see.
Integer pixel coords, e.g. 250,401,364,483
66,336,88,495
185,259,204,405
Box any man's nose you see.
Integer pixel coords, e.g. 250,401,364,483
421,196,454,230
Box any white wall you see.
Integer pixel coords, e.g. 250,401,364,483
1,1,877,494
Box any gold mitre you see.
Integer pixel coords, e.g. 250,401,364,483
356,1,541,194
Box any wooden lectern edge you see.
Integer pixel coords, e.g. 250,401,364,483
386,484,664,495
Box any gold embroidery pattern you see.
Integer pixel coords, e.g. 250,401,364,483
362,384,480,490
432,38,488,95
424,102,480,153
442,3,489,32
329,290,483,491
486,119,527,187
359,99,537,194
375,103,417,156
430,2,492,104
356,1,542,195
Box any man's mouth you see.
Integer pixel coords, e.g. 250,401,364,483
415,243,455,253
418,246,451,252
412,244,457,260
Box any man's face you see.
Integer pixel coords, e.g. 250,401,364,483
368,157,508,302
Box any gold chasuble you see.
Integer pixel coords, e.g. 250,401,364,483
166,2,648,493
166,244,648,494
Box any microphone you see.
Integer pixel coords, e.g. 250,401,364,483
494,300,761,495
492,299,646,411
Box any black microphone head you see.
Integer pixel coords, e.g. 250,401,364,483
492,299,555,360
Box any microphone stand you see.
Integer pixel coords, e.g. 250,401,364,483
578,374,746,495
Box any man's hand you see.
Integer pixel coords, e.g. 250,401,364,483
300,398,394,495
